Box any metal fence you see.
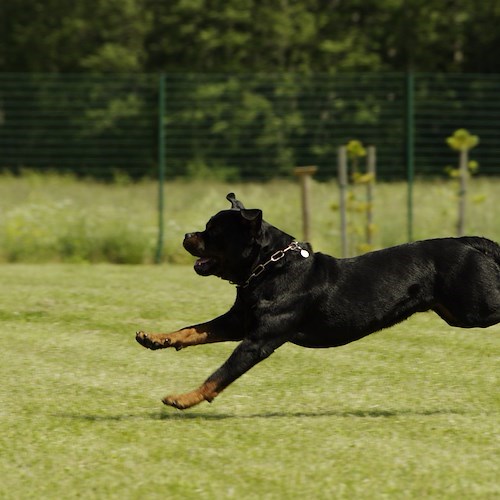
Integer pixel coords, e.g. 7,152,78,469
1,72,499,180
0,74,158,178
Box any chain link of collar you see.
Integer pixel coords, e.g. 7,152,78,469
234,241,310,289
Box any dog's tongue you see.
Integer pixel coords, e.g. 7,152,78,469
195,257,212,271
194,256,216,276
195,257,211,266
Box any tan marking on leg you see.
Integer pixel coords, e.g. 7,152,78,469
433,304,461,327
167,325,211,348
162,380,220,410
136,323,214,350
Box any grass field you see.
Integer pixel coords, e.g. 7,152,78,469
0,172,499,263
1,263,498,499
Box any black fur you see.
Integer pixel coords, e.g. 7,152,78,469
136,194,500,409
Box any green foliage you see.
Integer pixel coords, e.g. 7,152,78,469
445,161,479,178
346,139,367,160
1,0,150,72
444,129,482,236
445,129,481,180
446,128,480,152
3,1,500,73
334,140,377,255
3,72,499,181
165,74,307,178
0,172,156,264
2,199,152,264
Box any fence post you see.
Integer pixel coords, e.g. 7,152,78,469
155,73,166,264
405,71,415,242
366,146,376,246
337,147,348,258
294,166,317,242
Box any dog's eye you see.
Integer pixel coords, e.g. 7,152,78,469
209,227,222,238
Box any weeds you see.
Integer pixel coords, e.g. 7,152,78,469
0,172,498,263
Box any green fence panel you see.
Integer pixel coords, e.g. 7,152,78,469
0,72,499,180
0,73,158,179
164,73,407,180
414,73,500,176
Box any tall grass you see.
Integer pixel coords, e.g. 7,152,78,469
0,171,498,263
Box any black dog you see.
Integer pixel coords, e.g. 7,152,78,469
136,193,500,409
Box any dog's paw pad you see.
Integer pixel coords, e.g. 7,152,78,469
136,331,156,349
162,396,182,409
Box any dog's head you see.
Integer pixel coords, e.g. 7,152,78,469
183,193,263,282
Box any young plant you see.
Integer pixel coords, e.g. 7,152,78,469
335,140,377,256
445,129,479,236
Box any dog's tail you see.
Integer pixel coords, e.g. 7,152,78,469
459,236,500,266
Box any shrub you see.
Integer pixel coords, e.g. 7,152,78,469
0,191,155,264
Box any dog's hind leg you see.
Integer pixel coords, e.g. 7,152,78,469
162,335,289,409
433,260,500,328
433,301,500,328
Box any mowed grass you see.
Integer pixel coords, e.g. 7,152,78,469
1,264,498,499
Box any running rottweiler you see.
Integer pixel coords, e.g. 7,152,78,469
136,193,500,409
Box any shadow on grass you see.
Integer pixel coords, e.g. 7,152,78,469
54,407,467,422
156,408,469,420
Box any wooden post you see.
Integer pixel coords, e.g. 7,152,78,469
337,147,348,258
457,148,468,236
294,166,317,242
366,146,376,246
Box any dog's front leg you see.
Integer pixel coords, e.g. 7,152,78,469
162,334,289,409
136,323,214,351
136,309,243,351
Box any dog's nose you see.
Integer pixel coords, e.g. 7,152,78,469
183,232,204,254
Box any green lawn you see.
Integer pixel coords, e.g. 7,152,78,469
1,264,498,499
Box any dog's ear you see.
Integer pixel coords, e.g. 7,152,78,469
240,209,262,235
226,192,245,210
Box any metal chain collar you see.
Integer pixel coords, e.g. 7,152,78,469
236,241,310,289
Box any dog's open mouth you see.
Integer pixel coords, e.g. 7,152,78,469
194,256,220,276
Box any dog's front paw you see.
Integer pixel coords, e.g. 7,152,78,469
135,331,171,350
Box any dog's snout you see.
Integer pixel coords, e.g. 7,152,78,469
184,232,200,247
183,231,205,255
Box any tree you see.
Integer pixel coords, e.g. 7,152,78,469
0,0,150,72
3,0,500,74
